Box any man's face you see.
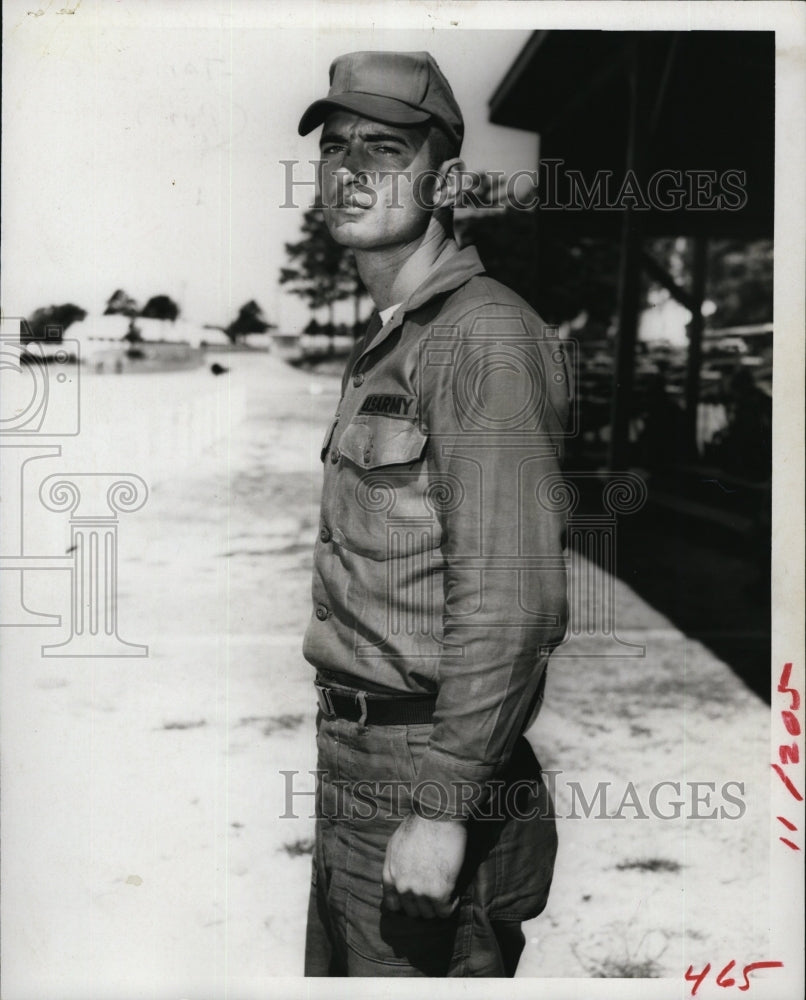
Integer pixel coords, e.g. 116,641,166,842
318,111,442,251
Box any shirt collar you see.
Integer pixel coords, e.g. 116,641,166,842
378,302,402,326
358,245,486,363
399,244,486,316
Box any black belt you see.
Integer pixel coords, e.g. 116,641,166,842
315,682,435,726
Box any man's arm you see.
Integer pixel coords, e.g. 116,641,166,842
383,302,569,915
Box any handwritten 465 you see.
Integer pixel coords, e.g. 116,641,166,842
684,960,784,995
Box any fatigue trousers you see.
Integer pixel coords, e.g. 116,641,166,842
304,711,557,977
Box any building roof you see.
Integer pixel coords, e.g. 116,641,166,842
489,30,774,238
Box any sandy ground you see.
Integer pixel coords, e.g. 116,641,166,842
1,353,771,998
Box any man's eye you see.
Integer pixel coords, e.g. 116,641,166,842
373,145,402,155
320,144,344,155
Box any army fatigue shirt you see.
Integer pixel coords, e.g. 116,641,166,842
303,245,570,817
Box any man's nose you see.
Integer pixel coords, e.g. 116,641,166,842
340,145,369,179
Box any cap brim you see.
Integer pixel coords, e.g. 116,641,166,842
298,94,431,136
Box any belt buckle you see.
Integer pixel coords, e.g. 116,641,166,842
315,682,335,717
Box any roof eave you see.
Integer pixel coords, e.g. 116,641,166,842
488,30,548,128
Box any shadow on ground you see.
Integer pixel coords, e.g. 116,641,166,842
601,501,771,702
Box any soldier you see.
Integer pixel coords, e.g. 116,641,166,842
298,49,570,977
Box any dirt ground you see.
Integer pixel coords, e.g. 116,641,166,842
1,353,773,997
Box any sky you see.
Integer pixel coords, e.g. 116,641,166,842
2,1,538,331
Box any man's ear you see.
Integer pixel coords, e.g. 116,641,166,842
432,158,470,210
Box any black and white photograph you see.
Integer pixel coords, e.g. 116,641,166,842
1,1,803,996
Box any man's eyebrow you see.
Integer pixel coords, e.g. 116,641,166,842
359,130,413,145
320,130,347,145
319,127,416,146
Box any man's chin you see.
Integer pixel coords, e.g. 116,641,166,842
328,230,363,249
326,219,377,249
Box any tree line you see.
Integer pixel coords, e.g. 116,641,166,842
21,292,274,344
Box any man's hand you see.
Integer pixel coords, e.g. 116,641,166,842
382,812,467,919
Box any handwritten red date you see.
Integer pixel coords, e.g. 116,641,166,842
685,960,784,995
773,662,802,851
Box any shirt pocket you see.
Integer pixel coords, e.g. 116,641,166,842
331,416,439,561
338,415,427,469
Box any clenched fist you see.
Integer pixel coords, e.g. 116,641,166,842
382,812,467,919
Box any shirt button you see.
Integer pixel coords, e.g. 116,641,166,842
330,448,340,464
352,373,364,387
315,604,329,621
319,526,331,543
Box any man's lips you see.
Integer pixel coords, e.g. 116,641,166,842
326,193,373,210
